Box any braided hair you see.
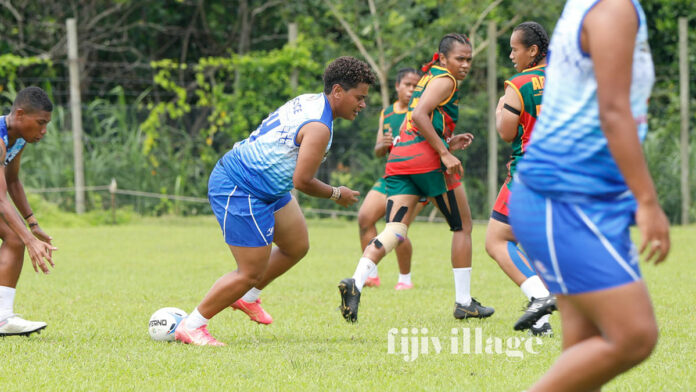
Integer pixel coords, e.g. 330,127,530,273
513,22,549,68
421,33,471,72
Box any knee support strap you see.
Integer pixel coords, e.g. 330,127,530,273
374,222,408,253
434,190,463,231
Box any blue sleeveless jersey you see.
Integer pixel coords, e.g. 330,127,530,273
220,93,334,202
0,116,26,165
517,0,654,202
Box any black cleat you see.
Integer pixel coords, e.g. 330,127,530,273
338,278,361,323
529,322,553,337
514,295,557,331
453,298,495,319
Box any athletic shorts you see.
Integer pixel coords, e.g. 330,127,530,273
491,175,512,224
385,170,461,198
371,177,388,194
508,179,642,295
208,163,292,247
372,176,428,203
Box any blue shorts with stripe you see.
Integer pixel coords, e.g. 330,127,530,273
208,162,292,247
508,179,642,295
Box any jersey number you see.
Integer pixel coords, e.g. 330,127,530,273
249,111,281,142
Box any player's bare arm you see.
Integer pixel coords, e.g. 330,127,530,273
586,0,669,264
0,142,55,274
412,76,463,176
293,121,359,207
496,87,522,142
374,111,392,157
5,149,53,249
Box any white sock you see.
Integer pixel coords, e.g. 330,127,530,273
352,257,377,291
534,314,551,328
0,286,16,320
398,273,411,285
241,287,262,303
186,307,209,330
520,276,550,300
453,268,472,306
368,266,379,278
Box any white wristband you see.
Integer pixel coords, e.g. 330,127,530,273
329,186,341,201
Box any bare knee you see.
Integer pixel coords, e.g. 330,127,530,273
612,322,658,366
280,239,309,262
237,271,263,287
484,234,497,258
357,211,375,234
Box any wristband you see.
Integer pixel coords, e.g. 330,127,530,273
23,212,34,220
329,186,341,201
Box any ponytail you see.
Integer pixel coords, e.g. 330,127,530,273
421,53,440,72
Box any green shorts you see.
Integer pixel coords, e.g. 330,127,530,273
385,171,448,198
370,177,388,195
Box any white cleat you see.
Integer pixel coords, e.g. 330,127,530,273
0,315,47,337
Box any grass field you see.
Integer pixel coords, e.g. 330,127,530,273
1,217,694,391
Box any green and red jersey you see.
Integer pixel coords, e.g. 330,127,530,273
385,65,458,176
381,103,407,141
504,64,545,178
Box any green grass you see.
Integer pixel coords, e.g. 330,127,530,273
1,217,694,391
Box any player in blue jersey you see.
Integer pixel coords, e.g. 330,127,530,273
508,1,669,390
175,56,375,346
0,87,57,337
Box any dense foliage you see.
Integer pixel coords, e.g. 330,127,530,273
1,0,694,221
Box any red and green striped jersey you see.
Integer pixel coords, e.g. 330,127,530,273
381,103,407,140
385,65,458,175
504,64,545,177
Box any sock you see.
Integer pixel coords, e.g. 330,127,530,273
186,307,209,330
398,273,411,285
520,276,550,300
0,286,16,320
368,266,379,278
534,314,551,328
241,287,262,303
453,267,472,306
352,257,376,291
507,241,536,278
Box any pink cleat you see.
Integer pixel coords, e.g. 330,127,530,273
394,282,414,291
364,276,381,288
174,318,226,346
231,298,273,325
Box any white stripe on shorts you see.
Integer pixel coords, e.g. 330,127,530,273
572,205,640,281
222,186,238,239
545,198,568,294
249,195,269,246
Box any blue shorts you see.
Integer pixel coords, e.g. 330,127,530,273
208,163,292,247
508,179,642,295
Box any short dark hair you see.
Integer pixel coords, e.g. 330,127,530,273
323,56,376,95
395,67,419,84
513,22,549,67
12,86,53,113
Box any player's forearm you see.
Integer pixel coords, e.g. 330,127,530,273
374,142,389,157
413,113,448,156
0,198,34,243
293,177,333,199
602,112,658,205
7,179,32,218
